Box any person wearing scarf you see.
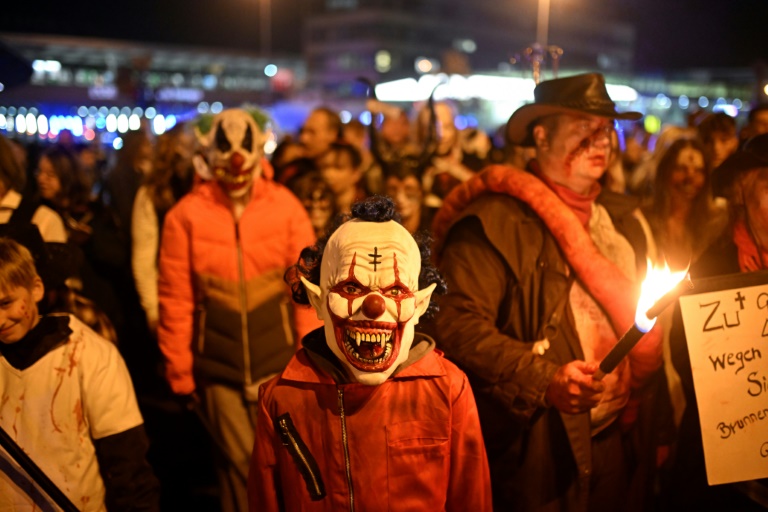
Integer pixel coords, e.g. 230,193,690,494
431,73,666,512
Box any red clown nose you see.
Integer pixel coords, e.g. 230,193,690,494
230,152,245,172
362,294,386,319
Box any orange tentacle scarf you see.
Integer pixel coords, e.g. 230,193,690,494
433,165,662,387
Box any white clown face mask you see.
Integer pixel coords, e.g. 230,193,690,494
201,109,266,197
301,220,436,385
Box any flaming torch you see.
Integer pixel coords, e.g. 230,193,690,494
594,262,693,381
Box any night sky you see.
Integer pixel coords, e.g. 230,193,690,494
1,0,767,73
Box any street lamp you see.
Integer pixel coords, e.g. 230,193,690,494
528,0,562,83
537,0,550,47
260,0,271,57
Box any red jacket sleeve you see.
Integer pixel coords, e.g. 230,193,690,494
248,385,281,512
157,206,196,395
447,368,493,512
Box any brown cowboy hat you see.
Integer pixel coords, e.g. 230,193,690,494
711,132,768,198
506,73,642,146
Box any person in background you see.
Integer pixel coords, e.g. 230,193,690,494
384,157,436,235
458,127,493,171
269,135,304,184
317,141,366,215
642,138,727,271
741,103,768,141
279,107,342,188
640,138,727,454
665,133,768,512
35,144,128,342
627,125,695,200
75,142,108,197
132,123,195,335
289,171,337,238
379,108,413,156
697,112,739,170
417,101,474,208
0,133,66,242
342,118,382,194
158,108,319,512
105,129,153,234
0,237,160,511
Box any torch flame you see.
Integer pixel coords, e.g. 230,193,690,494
635,260,689,332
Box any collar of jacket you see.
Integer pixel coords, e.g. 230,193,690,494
281,327,444,384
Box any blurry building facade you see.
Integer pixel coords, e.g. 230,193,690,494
304,0,635,96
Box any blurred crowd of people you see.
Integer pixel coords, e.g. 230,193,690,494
1,81,768,510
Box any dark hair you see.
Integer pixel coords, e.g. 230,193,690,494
325,142,363,170
285,195,446,318
314,106,343,140
39,145,91,209
144,123,194,215
0,133,26,193
698,113,736,143
113,129,151,177
290,171,338,235
649,138,713,242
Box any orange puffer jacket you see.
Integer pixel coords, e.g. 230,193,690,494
158,166,320,395
249,331,493,512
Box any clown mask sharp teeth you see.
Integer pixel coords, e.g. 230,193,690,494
380,335,385,349
355,331,361,346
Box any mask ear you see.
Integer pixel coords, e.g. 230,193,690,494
300,277,324,319
412,283,437,324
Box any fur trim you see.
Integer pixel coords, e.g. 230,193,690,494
433,165,661,386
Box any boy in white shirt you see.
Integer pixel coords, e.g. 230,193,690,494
0,237,159,511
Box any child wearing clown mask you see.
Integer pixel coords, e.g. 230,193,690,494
247,196,492,511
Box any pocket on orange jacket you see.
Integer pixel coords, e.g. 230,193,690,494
386,421,449,510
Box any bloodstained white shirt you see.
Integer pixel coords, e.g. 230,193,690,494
0,314,143,511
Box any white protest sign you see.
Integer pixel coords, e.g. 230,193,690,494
679,275,768,485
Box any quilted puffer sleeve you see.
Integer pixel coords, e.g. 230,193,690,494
157,204,196,394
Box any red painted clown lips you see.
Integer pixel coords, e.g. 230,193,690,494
213,152,254,191
331,314,404,372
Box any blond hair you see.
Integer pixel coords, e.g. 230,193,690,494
0,238,39,292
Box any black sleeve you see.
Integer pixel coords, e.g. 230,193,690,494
93,424,161,512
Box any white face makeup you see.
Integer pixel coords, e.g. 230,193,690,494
205,109,265,197
302,220,435,385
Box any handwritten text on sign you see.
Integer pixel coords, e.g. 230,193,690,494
679,283,768,485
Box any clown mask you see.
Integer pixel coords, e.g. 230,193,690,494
301,220,436,385
201,109,266,197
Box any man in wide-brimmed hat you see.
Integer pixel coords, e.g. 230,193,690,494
431,73,665,511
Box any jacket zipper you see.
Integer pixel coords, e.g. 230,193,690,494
337,388,354,512
235,222,252,387
196,307,206,353
278,417,324,498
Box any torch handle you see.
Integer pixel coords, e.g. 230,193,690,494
597,324,646,379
